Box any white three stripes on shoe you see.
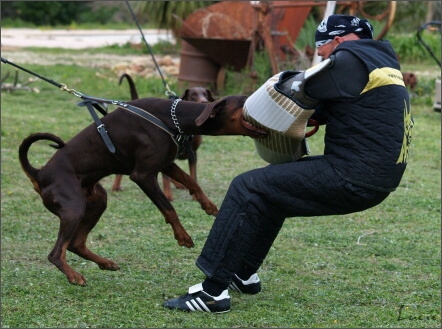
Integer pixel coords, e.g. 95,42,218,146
229,282,241,292
186,297,211,312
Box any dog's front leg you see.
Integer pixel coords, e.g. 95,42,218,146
130,172,194,248
161,163,218,216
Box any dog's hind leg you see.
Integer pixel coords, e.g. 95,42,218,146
44,190,89,286
112,174,123,192
129,171,195,248
68,183,120,272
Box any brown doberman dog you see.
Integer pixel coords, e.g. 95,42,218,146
402,72,418,91
112,74,215,201
19,96,267,286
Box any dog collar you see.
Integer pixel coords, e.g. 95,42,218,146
170,98,184,134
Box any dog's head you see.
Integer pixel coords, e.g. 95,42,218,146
181,87,215,103
194,95,268,139
402,72,417,91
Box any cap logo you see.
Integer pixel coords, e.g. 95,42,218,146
317,17,328,33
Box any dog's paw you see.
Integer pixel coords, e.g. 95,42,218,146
67,271,87,286
177,235,194,248
98,260,120,271
203,203,219,216
194,195,219,215
174,228,194,248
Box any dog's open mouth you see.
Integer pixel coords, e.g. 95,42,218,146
241,116,268,138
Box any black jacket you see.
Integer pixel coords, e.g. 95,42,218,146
306,39,413,191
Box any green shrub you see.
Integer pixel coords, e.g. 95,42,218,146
389,33,441,64
2,1,90,26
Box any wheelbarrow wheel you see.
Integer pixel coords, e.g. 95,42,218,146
336,1,396,40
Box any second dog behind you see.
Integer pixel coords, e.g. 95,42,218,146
111,74,215,201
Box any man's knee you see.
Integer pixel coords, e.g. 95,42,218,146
226,172,254,199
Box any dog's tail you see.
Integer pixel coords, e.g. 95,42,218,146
18,133,65,191
119,73,139,100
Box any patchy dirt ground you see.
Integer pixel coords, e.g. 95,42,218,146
1,29,178,76
1,46,180,80
1,47,147,67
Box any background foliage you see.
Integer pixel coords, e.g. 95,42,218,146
2,1,440,65
1,1,440,33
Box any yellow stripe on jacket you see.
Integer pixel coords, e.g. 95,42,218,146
361,67,405,94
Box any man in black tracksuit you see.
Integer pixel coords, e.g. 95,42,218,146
164,15,413,313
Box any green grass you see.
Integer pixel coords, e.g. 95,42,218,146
1,48,440,328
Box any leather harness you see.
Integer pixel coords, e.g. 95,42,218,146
77,97,194,170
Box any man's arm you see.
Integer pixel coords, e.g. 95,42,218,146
304,50,369,101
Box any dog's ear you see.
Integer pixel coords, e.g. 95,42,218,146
180,89,190,100
195,99,225,126
206,89,215,102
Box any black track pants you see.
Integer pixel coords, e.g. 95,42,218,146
196,156,389,284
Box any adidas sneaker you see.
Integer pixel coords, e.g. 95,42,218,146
163,283,231,313
228,273,262,294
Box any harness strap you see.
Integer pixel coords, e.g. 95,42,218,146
77,100,134,171
78,100,116,154
120,103,192,156
119,102,175,138
79,97,193,160
118,102,194,159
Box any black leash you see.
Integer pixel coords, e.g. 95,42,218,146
2,57,66,90
125,1,178,100
1,57,114,149
125,1,195,159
